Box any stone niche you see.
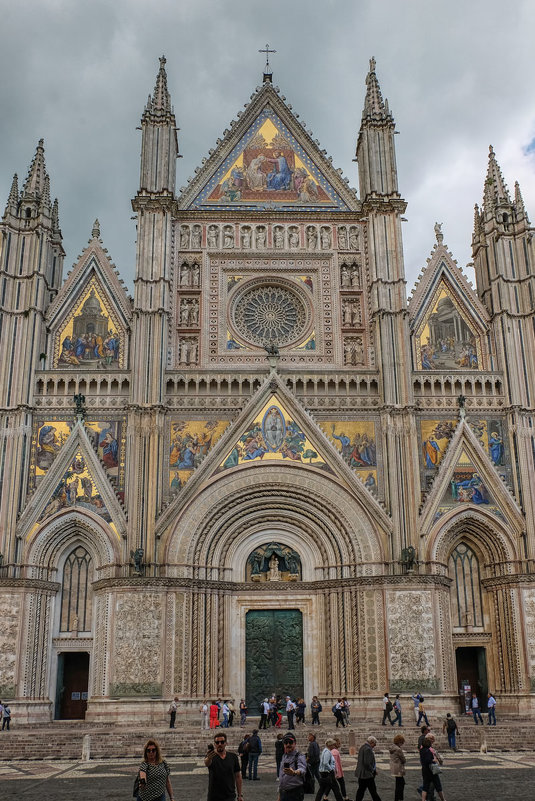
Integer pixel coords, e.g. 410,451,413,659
246,541,302,582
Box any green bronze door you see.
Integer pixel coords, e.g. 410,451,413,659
245,609,303,713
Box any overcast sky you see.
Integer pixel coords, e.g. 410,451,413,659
1,0,534,293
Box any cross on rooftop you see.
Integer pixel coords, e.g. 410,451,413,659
259,43,276,82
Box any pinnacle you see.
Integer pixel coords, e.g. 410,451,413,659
22,138,49,200
5,173,19,215
514,181,530,223
362,56,389,120
92,218,101,239
483,144,511,211
146,54,172,115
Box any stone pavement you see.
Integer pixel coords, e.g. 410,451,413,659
2,750,535,800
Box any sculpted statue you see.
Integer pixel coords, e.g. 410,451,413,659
350,264,360,287
191,226,202,249
434,221,444,244
338,227,348,250
190,299,199,325
341,265,351,288
288,228,299,248
191,263,200,286
180,299,190,326
131,547,144,575
255,227,266,248
306,227,318,250
320,227,331,249
241,228,252,248
223,226,234,248
349,227,359,250
180,226,190,249
207,225,219,248
274,227,284,248
180,263,191,286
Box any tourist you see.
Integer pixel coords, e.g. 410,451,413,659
311,695,323,725
382,693,394,726
275,732,285,781
332,736,349,801
247,728,262,781
411,692,422,724
286,696,296,729
355,736,382,801
315,738,344,801
228,699,235,727
417,725,430,750
135,739,174,801
296,697,307,724
392,695,402,727
307,731,321,781
210,701,220,729
270,695,279,727
200,700,210,730
470,693,483,725
260,698,270,729
222,701,230,728
442,714,459,750
278,732,307,801
168,696,179,729
419,737,446,801
487,693,497,726
333,698,346,727
237,732,250,779
388,733,406,801
342,697,351,725
416,697,429,727
1,702,11,731
205,732,242,801
239,699,247,726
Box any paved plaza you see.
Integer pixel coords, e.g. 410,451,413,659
2,749,534,800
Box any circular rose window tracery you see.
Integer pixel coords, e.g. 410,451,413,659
231,281,310,348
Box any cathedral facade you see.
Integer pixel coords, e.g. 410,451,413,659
1,57,535,723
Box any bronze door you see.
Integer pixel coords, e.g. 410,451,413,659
246,609,303,712
58,652,89,719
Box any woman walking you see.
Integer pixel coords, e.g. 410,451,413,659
388,734,406,801
135,739,174,801
419,737,447,801
315,739,344,801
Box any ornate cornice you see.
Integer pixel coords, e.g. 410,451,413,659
0,578,61,593
92,573,451,592
481,573,535,590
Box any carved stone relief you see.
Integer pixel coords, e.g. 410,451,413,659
523,588,535,689
0,594,20,697
387,590,438,691
344,337,365,366
111,592,163,693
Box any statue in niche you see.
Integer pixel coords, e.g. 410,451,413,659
180,263,191,286
207,225,219,248
350,264,360,287
192,263,200,286
191,226,202,249
268,553,281,581
307,227,318,250
251,550,263,576
320,227,331,249
274,227,285,248
341,265,351,288
241,228,252,248
180,226,190,249
180,299,190,326
255,227,266,248
223,226,234,248
338,227,348,250
288,228,299,248
349,227,359,250
190,299,199,325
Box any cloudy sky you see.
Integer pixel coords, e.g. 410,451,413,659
1,0,534,293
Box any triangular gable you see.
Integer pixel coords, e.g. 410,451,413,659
216,396,334,473
18,421,127,540
179,83,359,212
419,419,522,533
46,230,131,370
155,373,391,537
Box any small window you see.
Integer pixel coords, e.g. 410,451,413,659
25,207,32,219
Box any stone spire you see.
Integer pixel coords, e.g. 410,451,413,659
362,57,391,121
92,218,101,239
483,145,512,214
21,139,49,202
4,173,19,216
514,180,530,224
145,55,172,116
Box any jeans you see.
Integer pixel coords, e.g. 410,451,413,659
417,711,429,726
488,707,496,725
1,718,10,731
248,753,259,779
472,709,483,724
382,710,394,725
169,710,176,728
395,776,405,801
355,777,382,801
392,710,402,726
287,711,295,729
447,731,456,749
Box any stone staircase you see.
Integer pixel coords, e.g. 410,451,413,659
0,717,529,761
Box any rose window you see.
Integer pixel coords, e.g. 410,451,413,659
231,283,310,347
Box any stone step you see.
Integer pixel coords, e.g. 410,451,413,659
0,719,529,761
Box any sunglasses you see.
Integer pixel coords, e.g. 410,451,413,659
146,747,157,753
214,740,226,744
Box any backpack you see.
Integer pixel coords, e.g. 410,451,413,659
446,718,456,733
386,700,393,712
332,704,338,714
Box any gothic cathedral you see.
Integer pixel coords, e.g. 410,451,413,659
1,57,535,723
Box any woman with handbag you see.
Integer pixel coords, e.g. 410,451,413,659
135,739,175,801
419,738,447,801
388,734,406,801
315,739,344,801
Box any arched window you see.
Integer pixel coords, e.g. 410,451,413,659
60,546,93,632
449,542,484,627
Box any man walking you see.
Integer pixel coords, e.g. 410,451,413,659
168,696,179,729
260,698,270,729
205,732,242,801
381,693,394,726
392,694,402,727
278,732,307,801
411,692,422,724
487,693,497,726
307,731,321,781
442,713,459,750
355,736,382,801
286,696,296,729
